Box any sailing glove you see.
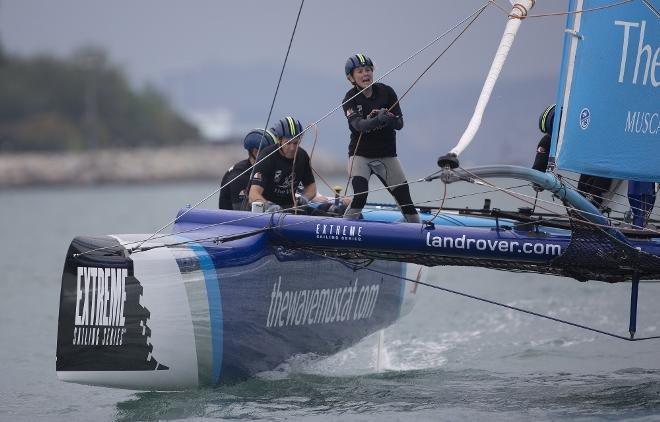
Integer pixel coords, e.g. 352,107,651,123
376,109,397,125
264,201,281,213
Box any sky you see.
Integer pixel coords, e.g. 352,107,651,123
0,0,569,172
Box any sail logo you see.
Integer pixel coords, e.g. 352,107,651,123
73,266,127,346
625,111,659,135
615,20,658,87
315,223,363,241
580,108,591,130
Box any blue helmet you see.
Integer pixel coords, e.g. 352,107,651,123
272,116,303,139
539,104,556,134
345,54,374,76
243,128,277,151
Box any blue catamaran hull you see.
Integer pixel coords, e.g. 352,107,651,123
56,213,420,390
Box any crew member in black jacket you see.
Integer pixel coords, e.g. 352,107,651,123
249,116,326,212
341,54,420,223
219,128,277,210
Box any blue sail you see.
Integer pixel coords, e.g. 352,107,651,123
552,0,660,182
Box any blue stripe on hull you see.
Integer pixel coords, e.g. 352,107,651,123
189,243,223,384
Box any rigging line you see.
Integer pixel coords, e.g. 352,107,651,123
122,183,566,257
127,189,478,255
560,175,627,203
139,0,490,248
308,123,319,161
390,2,489,111
76,172,578,258
339,1,494,197
126,175,502,256
313,251,660,341
641,0,660,17
344,134,362,201
489,0,635,18
74,179,528,257
243,0,306,211
82,172,436,257
453,169,638,234
126,197,423,255
83,164,565,257
426,183,530,203
347,5,486,197
558,178,660,233
129,1,504,256
430,178,450,222
291,134,301,215
134,226,274,253
560,176,660,223
344,1,487,207
311,166,336,195
457,166,579,216
130,127,305,252
374,269,660,342
134,0,307,251
305,124,340,200
454,166,646,228
77,173,434,257
532,189,540,214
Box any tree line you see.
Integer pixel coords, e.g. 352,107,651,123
0,45,201,152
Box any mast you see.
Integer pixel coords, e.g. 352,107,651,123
439,0,535,166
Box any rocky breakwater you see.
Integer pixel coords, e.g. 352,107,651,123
0,145,345,188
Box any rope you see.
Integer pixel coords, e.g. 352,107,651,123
390,2,489,112
74,173,430,257
343,3,489,210
79,174,531,257
488,0,634,18
73,177,546,258
560,175,660,228
121,1,492,254
77,167,640,259
243,0,306,211
134,0,306,250
642,0,660,18
316,252,660,342
454,166,626,234
430,178,449,222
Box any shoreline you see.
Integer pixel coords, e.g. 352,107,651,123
0,145,345,189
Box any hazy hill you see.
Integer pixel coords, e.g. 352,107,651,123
0,46,201,152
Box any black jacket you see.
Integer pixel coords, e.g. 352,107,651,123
219,158,252,210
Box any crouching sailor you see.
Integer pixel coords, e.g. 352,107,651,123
219,128,277,210
248,116,327,213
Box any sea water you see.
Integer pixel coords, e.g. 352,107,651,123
1,180,660,421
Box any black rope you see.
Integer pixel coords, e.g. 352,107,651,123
641,0,660,18
241,0,306,210
314,252,660,342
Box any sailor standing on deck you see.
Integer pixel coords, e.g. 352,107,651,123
248,116,327,212
219,128,278,210
341,54,420,223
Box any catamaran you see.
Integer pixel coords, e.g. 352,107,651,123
56,0,660,390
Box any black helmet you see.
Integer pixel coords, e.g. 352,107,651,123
345,54,374,76
539,104,556,134
272,116,303,139
243,128,277,151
